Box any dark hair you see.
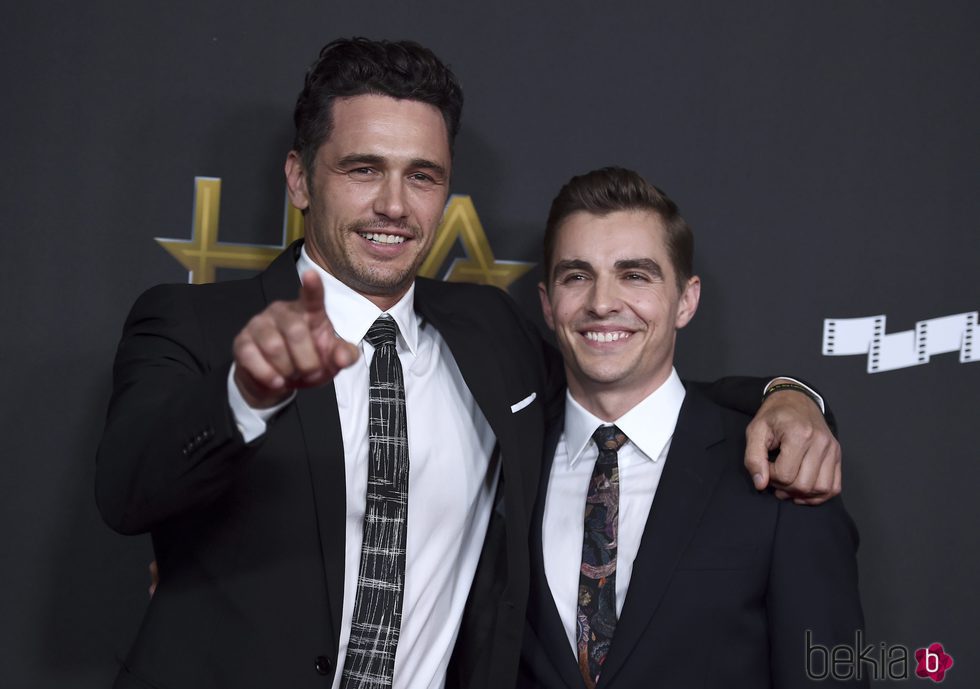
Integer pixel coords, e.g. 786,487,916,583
543,166,694,290
292,37,464,174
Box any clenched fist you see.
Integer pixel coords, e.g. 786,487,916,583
233,270,360,408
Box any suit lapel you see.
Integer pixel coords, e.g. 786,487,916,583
527,411,588,689
413,283,524,513
259,241,348,648
597,387,728,689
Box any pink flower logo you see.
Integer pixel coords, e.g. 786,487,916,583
914,642,953,682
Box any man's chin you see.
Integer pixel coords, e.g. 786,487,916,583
570,362,633,388
349,266,417,298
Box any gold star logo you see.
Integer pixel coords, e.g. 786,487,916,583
417,195,534,288
156,178,534,289
156,178,305,284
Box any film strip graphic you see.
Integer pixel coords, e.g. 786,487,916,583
822,312,978,373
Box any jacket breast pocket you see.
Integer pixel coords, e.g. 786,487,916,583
509,392,537,414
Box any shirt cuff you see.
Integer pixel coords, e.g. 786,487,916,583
764,377,825,414
227,364,296,443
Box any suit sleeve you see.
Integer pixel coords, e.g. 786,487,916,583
767,497,868,687
95,284,259,535
690,375,838,435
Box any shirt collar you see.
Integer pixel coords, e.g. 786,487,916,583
563,368,687,468
297,244,420,356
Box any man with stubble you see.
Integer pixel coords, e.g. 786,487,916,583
97,39,841,689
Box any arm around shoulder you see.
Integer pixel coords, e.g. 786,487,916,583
692,375,835,431
693,375,842,502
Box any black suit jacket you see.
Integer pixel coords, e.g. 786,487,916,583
96,241,554,689
519,386,866,688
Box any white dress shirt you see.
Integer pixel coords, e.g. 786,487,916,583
541,368,686,655
228,246,499,689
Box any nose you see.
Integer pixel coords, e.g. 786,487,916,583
587,274,621,318
373,175,408,220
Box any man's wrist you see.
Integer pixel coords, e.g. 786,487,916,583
763,377,825,413
227,365,295,442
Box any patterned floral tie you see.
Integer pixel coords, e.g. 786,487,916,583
577,424,627,689
341,315,409,689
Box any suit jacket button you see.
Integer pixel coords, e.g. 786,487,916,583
314,655,332,675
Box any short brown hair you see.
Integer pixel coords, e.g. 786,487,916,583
293,37,464,175
543,167,694,290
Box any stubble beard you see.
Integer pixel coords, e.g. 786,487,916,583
333,218,427,298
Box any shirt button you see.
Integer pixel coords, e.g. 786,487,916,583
314,655,332,675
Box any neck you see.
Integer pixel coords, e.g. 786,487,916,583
566,369,672,422
364,292,404,312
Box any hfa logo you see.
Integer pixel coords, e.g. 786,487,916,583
823,312,977,373
806,631,954,682
155,177,534,288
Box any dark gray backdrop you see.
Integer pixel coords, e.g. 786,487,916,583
3,1,977,686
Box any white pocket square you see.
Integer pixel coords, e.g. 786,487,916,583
510,392,536,413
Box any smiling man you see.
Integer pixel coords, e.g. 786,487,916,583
520,167,865,689
97,39,844,689
98,39,554,689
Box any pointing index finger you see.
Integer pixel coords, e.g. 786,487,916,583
298,269,348,369
744,420,773,491
300,269,327,321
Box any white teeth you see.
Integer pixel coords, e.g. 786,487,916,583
584,331,629,343
360,232,406,245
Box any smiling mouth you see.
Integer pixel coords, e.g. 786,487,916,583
358,231,407,245
583,330,631,343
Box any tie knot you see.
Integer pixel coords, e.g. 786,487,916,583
365,315,398,349
592,424,627,453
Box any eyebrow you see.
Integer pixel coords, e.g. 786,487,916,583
337,153,385,167
552,259,593,277
409,158,447,176
552,257,664,278
337,154,447,179
615,258,664,278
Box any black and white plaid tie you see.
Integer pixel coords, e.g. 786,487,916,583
341,315,409,689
